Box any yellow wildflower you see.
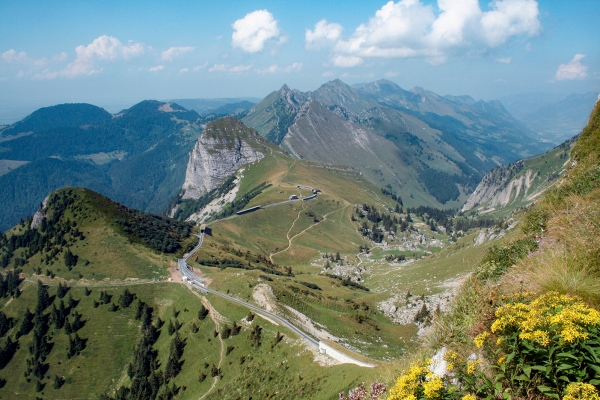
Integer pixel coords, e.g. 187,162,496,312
563,382,600,400
466,360,480,374
491,291,600,346
474,331,490,348
462,395,477,400
422,376,444,399
497,356,506,365
387,360,428,400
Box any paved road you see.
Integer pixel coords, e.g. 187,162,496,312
177,185,378,367
205,186,319,226
179,233,319,348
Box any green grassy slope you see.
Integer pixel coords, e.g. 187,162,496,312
0,187,378,399
373,100,600,400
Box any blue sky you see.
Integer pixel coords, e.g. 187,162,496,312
1,0,598,120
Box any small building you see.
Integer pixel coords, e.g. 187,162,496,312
289,195,299,200
200,223,206,233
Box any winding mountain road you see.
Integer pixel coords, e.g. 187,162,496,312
177,187,377,367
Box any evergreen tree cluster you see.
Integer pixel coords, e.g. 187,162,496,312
107,299,184,400
0,269,23,298
0,190,85,272
325,274,370,291
211,182,272,220
381,187,403,207
248,324,262,347
164,334,186,382
116,210,194,254
453,217,497,232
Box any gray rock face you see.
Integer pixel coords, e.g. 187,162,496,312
181,136,264,199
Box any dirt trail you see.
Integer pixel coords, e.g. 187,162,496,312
269,202,306,263
270,204,349,264
190,289,227,400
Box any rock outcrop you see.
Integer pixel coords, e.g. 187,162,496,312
180,118,265,199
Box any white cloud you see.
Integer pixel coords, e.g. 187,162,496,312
63,35,146,77
149,65,165,72
193,62,208,71
257,64,280,74
554,54,588,81
229,64,252,73
179,68,189,73
330,54,363,68
256,62,303,74
208,63,228,72
2,49,66,67
305,20,343,50
2,49,29,63
496,56,512,63
284,62,303,73
161,46,194,61
308,0,541,67
53,52,68,62
232,10,282,53
322,71,335,77
32,69,60,80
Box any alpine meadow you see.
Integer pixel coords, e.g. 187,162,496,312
1,1,599,399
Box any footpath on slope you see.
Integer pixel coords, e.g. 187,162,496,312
178,186,378,368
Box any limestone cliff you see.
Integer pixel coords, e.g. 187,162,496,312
180,118,266,200
462,138,575,214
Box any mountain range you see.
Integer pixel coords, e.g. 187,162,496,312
0,79,577,232
0,101,205,231
242,79,549,209
498,91,598,144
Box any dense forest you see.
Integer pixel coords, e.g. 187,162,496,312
0,101,209,232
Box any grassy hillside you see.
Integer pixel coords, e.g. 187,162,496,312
368,100,600,400
0,187,381,399
181,146,499,360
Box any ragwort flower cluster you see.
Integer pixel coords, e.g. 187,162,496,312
490,291,600,346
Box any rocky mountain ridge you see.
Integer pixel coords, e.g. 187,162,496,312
242,79,548,209
462,138,576,216
180,117,266,199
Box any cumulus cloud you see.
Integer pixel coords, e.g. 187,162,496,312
149,65,165,72
32,70,60,80
161,46,194,61
305,20,343,50
330,54,363,68
554,54,588,81
496,56,512,63
193,62,208,71
257,64,280,74
284,62,303,72
2,49,66,67
308,0,541,67
232,10,282,53
63,35,146,77
229,64,252,73
208,63,228,72
2,49,29,63
179,68,189,73
256,62,303,74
